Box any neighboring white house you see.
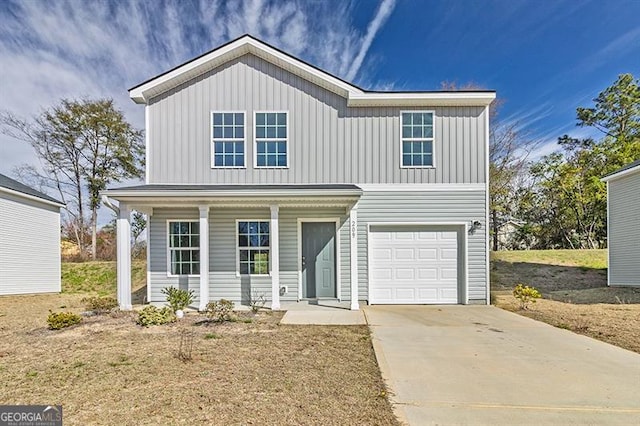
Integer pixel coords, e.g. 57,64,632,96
103,34,495,310
0,174,64,295
602,159,640,287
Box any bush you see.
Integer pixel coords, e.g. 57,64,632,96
137,306,176,327
47,311,82,330
81,296,118,313
513,284,542,310
161,287,194,312
205,299,235,322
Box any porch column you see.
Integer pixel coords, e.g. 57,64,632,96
199,205,210,311
350,203,359,310
270,205,281,310
116,203,132,310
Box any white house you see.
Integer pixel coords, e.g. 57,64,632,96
602,159,640,287
0,174,64,295
103,35,495,310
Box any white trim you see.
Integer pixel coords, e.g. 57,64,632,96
366,222,469,305
253,111,290,169
606,181,611,287
144,105,150,184
601,164,640,182
210,111,247,169
117,203,132,310
399,110,436,169
484,105,491,305
270,205,280,310
0,186,64,208
297,217,341,300
166,219,201,278
146,211,151,304
198,206,210,311
348,92,496,107
349,204,359,310
357,183,485,192
235,218,271,277
129,36,495,106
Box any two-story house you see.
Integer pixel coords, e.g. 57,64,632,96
103,35,495,311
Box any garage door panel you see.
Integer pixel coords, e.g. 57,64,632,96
370,228,460,304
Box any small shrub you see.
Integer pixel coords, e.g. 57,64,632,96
204,333,221,340
205,299,235,322
82,296,118,313
245,290,266,313
47,311,82,330
513,284,541,310
161,287,194,312
137,306,176,327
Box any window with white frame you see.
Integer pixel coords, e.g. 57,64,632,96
237,221,270,275
255,112,287,167
168,221,200,275
212,112,245,167
401,112,434,167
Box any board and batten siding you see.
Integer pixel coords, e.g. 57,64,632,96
147,54,487,185
0,192,61,295
357,190,488,303
149,206,351,305
608,171,640,286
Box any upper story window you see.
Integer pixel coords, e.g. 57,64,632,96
255,112,288,168
168,221,200,275
401,111,434,168
212,112,245,168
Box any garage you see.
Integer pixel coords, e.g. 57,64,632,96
368,225,464,304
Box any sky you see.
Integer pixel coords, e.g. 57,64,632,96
1,0,639,180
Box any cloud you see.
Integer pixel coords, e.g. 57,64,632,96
0,0,396,176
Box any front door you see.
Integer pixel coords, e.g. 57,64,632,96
302,222,336,298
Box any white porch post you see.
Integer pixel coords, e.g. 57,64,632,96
350,203,359,310
199,205,210,311
270,205,281,310
116,203,132,310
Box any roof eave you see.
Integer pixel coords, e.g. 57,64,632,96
601,164,640,182
0,186,65,208
347,92,496,107
102,188,363,199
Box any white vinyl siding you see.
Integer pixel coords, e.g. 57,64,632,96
0,192,61,295
608,171,640,286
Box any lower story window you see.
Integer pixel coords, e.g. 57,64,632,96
238,221,270,274
168,221,200,275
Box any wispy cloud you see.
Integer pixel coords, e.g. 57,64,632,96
0,0,396,174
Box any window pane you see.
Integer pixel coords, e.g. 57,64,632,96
238,235,248,247
256,127,265,138
213,113,222,125
192,250,200,261
267,155,276,166
277,154,287,167
240,250,248,261
235,113,243,125
260,234,270,247
424,126,433,138
412,127,422,138
277,113,286,125
267,142,276,153
238,222,248,233
223,127,233,138
423,154,433,166
402,141,411,154
259,222,269,233
266,113,276,125
180,223,189,234
236,143,244,154
424,141,433,154
402,113,411,125
413,113,423,125
192,263,200,275
277,126,286,138
240,262,249,274
180,236,190,247
235,154,244,167
402,126,411,138
172,250,181,263
191,235,199,247
413,142,423,153
256,113,265,125
424,113,433,125
257,155,266,166
182,251,191,262
249,235,259,247
213,127,223,138
257,142,266,153
191,222,199,233
403,154,412,166
181,263,190,275
235,127,244,138
413,155,423,166
171,222,180,234
249,222,258,233
267,127,276,138
223,114,233,125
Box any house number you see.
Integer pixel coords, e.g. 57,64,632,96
351,219,357,238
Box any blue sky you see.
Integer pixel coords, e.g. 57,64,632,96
1,0,639,177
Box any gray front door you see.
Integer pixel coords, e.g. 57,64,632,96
302,222,336,298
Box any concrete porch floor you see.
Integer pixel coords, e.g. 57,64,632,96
279,300,366,325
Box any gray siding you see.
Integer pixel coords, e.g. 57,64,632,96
147,54,487,185
357,190,487,302
149,206,350,305
608,172,640,286
0,192,61,295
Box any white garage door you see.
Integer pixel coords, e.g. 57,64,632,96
370,228,459,304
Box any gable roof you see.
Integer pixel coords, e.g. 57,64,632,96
129,34,496,107
601,159,640,182
0,173,64,207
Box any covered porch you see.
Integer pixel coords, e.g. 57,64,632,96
101,184,362,312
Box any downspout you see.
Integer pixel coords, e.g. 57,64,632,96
101,194,119,215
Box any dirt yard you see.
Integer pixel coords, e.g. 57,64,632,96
0,293,398,425
492,249,640,353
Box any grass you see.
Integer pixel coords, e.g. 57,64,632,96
62,260,146,296
491,249,640,353
0,279,398,425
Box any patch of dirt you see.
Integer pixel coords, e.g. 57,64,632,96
494,294,640,354
0,294,399,425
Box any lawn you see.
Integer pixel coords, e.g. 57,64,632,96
491,249,640,353
0,263,399,425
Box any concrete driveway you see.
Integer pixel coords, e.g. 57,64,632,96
365,305,640,425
